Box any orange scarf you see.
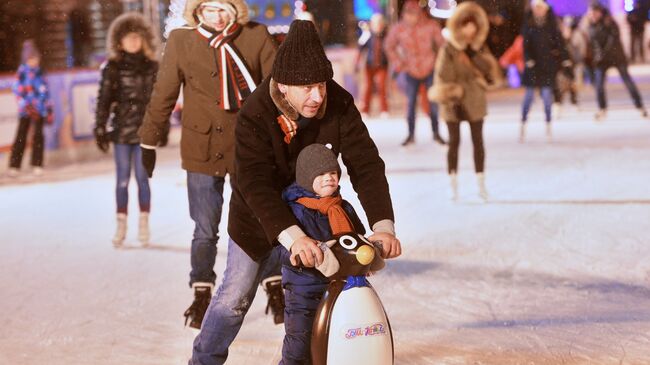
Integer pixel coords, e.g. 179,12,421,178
296,195,354,235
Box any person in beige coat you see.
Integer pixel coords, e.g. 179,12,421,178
429,1,502,201
137,0,280,330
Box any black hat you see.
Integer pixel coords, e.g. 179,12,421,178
296,144,341,193
272,20,333,85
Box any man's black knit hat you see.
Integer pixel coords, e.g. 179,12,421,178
296,144,341,193
271,20,333,85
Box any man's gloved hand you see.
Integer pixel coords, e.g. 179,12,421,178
93,125,110,153
290,236,323,268
141,147,156,178
367,232,402,259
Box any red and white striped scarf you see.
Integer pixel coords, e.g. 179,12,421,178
197,23,256,111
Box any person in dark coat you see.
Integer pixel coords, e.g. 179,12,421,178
626,2,647,63
94,12,159,247
192,20,402,365
8,39,53,178
519,0,570,141
589,3,647,121
356,13,390,118
137,0,281,331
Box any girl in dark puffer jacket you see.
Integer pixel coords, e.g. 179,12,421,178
94,12,159,247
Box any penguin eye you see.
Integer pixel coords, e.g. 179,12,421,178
339,235,358,250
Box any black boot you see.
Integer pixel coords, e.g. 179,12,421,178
433,133,447,145
401,134,415,146
184,284,213,329
262,275,285,325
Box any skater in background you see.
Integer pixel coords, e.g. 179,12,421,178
626,1,647,64
519,0,570,142
429,2,502,201
94,13,159,247
138,0,282,331
356,13,390,119
191,19,401,365
551,17,579,118
588,2,647,121
8,39,53,178
278,144,400,363
384,0,447,146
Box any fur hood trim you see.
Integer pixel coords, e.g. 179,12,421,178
107,12,159,61
270,79,327,121
183,0,249,27
446,2,489,51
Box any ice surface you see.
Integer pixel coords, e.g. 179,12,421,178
1,69,650,364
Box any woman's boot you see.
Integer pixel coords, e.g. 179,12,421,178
113,213,127,247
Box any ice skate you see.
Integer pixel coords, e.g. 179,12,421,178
433,133,447,146
545,123,553,140
401,134,415,146
477,173,488,201
32,167,43,177
262,275,285,325
552,102,561,119
594,109,606,121
519,122,526,143
112,213,127,247
184,283,213,330
449,173,459,201
7,168,19,178
138,212,150,246
638,107,648,118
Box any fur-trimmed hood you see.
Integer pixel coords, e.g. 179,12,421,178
446,2,490,51
183,0,250,27
107,12,159,61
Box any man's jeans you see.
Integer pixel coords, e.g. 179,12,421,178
187,172,225,286
594,65,643,110
404,72,440,137
521,86,553,123
190,239,282,365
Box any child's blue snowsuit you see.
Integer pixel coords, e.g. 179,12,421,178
279,182,365,364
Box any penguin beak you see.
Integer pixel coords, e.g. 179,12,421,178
356,245,375,265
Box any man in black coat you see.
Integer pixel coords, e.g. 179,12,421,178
191,20,402,365
589,3,646,120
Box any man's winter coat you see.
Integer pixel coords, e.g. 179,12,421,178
138,0,277,176
430,2,502,123
383,9,445,79
228,78,394,261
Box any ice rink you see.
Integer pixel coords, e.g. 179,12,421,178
2,69,650,364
